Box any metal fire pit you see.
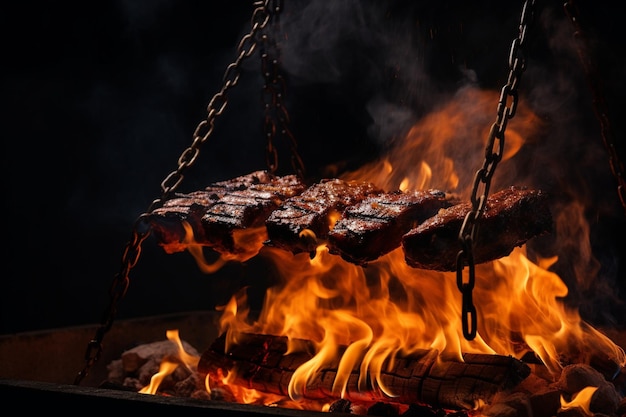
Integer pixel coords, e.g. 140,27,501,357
0,311,325,415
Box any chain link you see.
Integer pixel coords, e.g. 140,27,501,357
456,0,536,341
161,1,273,201
74,1,272,386
74,216,150,385
564,0,626,215
260,0,306,180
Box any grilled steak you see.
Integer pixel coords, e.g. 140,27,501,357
264,178,382,255
402,186,552,271
144,191,219,254
327,189,457,265
201,173,307,254
145,170,306,254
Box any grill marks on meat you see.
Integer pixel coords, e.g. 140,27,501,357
327,190,458,265
144,170,306,254
201,174,307,254
264,179,382,255
145,192,218,254
402,186,552,271
146,171,553,269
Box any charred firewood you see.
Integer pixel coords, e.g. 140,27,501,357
144,170,306,254
402,186,552,271
197,332,531,411
327,190,458,265
264,179,382,256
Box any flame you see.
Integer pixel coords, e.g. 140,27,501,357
560,386,598,416
139,359,179,394
167,87,625,409
166,329,200,370
218,368,287,406
139,329,200,395
176,222,268,274
340,87,530,192
221,243,624,400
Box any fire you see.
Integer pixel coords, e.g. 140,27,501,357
184,222,268,270
217,243,624,402
340,87,530,193
216,367,288,406
139,329,200,395
207,87,624,406
145,87,625,411
139,359,179,395
560,386,599,416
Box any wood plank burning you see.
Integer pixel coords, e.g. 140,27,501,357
197,332,531,411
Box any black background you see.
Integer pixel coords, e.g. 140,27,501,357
2,0,625,335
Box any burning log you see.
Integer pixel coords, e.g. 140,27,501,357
264,178,382,256
197,332,531,411
402,186,552,271
327,189,458,265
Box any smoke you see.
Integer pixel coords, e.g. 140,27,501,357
271,0,626,325
278,0,448,147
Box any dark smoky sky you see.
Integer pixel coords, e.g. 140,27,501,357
2,0,624,334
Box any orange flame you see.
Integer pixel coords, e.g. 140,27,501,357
560,386,598,416
182,87,625,407
178,222,268,274
139,329,200,395
139,359,179,395
166,329,200,370
219,243,624,402
340,87,529,193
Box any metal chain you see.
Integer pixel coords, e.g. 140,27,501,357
73,216,150,385
160,1,273,200
564,0,626,215
74,1,272,386
456,0,536,341
260,0,306,180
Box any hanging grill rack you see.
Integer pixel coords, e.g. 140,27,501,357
74,0,290,385
74,0,624,386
